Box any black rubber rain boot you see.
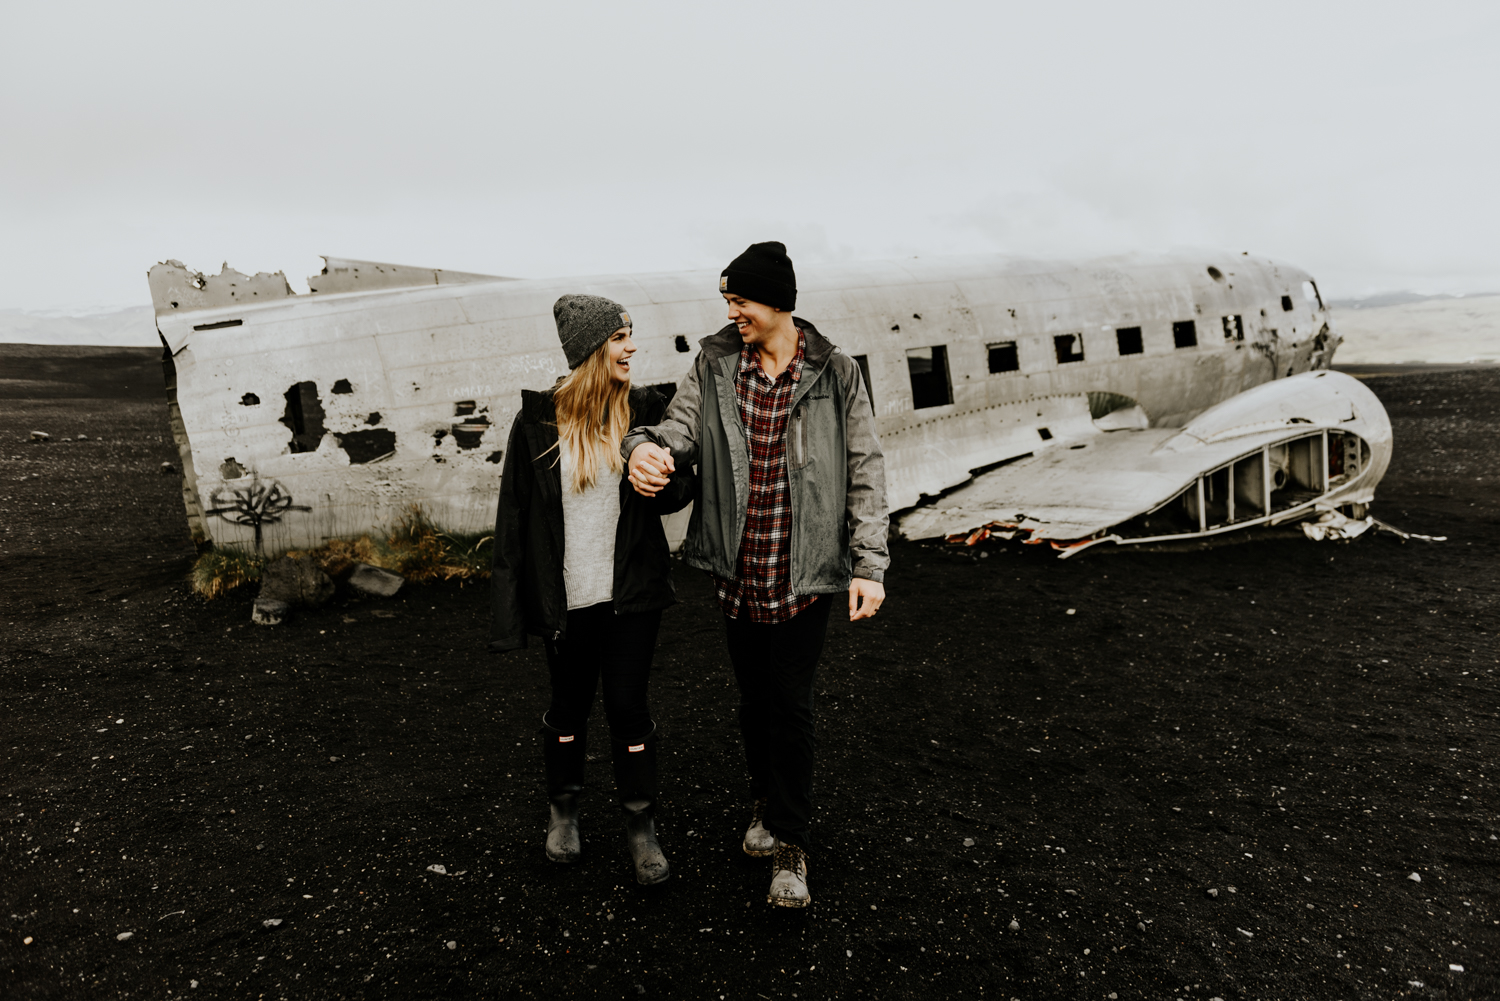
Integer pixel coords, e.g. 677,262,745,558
611,724,670,886
540,715,587,863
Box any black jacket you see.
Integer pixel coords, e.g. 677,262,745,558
489,385,695,652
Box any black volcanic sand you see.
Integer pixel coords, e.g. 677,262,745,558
2,348,1498,1000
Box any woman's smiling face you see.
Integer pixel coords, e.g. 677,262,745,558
608,327,635,384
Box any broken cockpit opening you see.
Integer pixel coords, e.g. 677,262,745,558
1113,430,1371,540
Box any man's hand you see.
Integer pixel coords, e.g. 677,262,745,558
848,578,885,621
627,442,675,496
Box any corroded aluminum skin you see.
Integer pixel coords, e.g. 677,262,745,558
149,252,1338,554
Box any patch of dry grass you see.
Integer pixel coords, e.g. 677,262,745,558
190,506,493,598
190,549,265,600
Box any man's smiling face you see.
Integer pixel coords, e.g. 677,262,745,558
723,293,780,346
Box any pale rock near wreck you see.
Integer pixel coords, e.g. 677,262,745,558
349,564,405,598
252,554,334,625
251,600,290,626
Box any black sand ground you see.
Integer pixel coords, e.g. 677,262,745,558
2,349,1497,1000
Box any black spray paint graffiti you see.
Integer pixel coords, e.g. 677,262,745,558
206,477,311,553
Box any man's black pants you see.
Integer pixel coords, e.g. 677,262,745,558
724,595,833,853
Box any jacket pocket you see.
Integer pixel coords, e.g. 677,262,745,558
789,406,808,470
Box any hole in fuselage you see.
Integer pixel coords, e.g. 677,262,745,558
280,382,326,453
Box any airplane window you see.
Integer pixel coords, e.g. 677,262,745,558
988,341,1020,373
906,345,953,409
1054,334,1085,364
674,335,690,353
1281,295,1295,312
853,354,875,409
1302,281,1323,309
1115,327,1143,355
1172,321,1198,349
1221,315,1244,341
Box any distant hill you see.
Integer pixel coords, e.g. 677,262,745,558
0,344,165,400
1328,291,1500,310
1333,295,1500,365
0,306,157,347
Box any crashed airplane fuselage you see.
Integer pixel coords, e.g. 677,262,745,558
148,251,1382,556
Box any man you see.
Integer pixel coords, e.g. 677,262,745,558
623,241,888,908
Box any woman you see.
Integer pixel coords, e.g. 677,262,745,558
489,293,693,886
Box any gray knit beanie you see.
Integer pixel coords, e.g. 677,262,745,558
553,294,632,369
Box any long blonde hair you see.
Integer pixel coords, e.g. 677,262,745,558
551,335,631,493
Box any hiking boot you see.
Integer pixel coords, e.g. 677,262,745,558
768,839,811,908
743,797,774,857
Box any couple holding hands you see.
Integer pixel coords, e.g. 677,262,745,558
489,242,889,908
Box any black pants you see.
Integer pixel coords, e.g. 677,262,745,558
724,596,833,853
543,603,661,741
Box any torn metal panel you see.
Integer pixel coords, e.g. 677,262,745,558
308,257,515,295
147,250,1350,555
147,261,294,315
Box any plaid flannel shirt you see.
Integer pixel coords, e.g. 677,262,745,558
714,330,820,623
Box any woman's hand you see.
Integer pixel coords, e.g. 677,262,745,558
627,443,676,496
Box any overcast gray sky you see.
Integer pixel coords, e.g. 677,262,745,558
3,1,1497,313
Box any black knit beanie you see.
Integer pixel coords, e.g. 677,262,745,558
719,242,796,311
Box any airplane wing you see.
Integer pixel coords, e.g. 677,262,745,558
898,370,1392,551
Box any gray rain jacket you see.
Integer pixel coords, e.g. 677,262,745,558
621,319,889,593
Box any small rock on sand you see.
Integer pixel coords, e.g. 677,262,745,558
1408,872,1422,882
251,600,290,626
349,564,405,598
117,931,134,941
30,431,49,442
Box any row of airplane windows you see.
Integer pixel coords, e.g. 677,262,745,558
989,314,1249,373
871,314,1258,410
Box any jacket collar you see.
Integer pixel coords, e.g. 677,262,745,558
699,317,836,368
